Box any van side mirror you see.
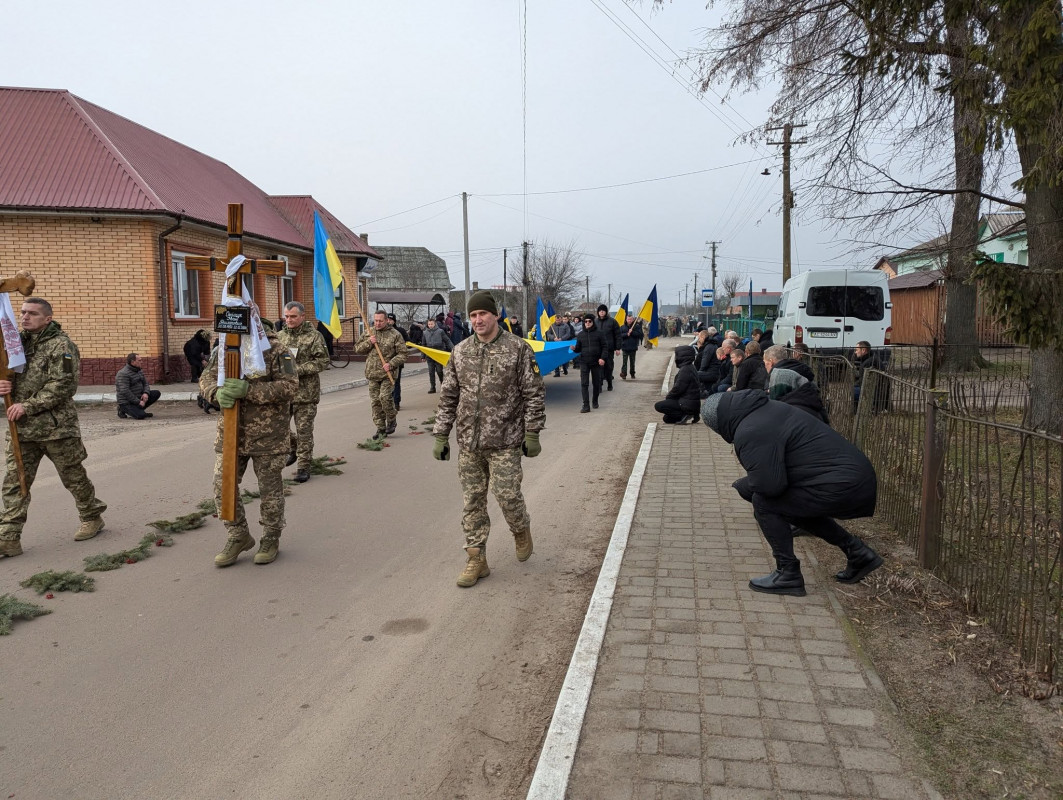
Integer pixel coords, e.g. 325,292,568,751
797,301,806,309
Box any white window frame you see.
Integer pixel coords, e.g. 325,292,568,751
171,251,200,318
335,279,346,318
278,256,295,313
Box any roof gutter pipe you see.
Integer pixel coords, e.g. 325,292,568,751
158,216,182,383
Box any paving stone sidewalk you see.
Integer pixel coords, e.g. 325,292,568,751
565,423,942,800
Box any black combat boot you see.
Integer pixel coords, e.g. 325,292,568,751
835,537,884,583
749,560,806,597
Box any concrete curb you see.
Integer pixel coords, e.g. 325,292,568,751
526,422,657,800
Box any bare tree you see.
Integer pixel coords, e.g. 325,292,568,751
527,238,587,314
719,271,747,313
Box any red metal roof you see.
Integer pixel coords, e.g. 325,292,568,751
269,195,380,259
0,87,370,254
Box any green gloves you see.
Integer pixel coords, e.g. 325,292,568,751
522,431,541,458
433,436,451,461
215,378,250,409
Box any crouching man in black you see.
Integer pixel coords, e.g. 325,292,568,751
700,389,883,596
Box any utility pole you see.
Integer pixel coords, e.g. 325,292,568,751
585,276,589,302
693,271,699,328
462,191,471,313
607,283,612,307
522,241,531,334
503,248,508,312
708,240,719,329
767,124,806,285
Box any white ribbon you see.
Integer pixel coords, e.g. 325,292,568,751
0,293,25,373
216,255,270,386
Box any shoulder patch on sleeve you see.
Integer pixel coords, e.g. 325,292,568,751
281,352,296,376
531,359,540,375
62,353,74,374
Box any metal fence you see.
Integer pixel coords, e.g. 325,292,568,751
799,348,1060,682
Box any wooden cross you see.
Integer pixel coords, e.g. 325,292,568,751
186,204,286,521
0,268,36,497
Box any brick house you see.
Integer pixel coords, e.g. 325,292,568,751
0,87,380,384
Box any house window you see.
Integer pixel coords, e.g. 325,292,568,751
335,279,346,318
278,256,294,313
172,251,200,318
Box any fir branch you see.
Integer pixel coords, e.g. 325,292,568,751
357,437,386,452
83,533,171,572
19,570,96,594
309,455,347,475
148,512,208,533
0,594,52,635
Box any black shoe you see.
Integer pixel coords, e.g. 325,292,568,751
385,420,397,435
592,400,599,409
294,470,310,483
117,409,127,419
373,429,387,440
394,403,401,411
553,371,561,378
835,539,884,583
749,564,806,596
428,387,436,394
563,369,568,375
286,451,297,467
580,405,590,413
607,382,613,391
630,373,635,379
142,412,153,418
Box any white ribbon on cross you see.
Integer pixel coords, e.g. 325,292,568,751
0,293,26,373
216,255,271,386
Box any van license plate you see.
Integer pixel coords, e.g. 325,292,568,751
809,330,838,338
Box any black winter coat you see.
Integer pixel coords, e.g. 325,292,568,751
697,354,726,390
734,353,768,390
183,331,211,363
778,382,830,425
572,323,609,366
596,315,621,351
708,390,876,518
619,320,643,351
667,347,702,412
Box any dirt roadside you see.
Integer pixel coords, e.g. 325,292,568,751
801,524,1063,800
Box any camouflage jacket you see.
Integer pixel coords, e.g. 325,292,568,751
277,321,329,404
200,337,298,456
354,326,407,381
433,328,546,451
10,321,83,442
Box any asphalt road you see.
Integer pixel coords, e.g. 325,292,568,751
0,347,671,800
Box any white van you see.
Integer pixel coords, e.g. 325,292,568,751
772,270,892,351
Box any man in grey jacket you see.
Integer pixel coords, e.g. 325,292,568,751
421,318,452,393
115,353,160,420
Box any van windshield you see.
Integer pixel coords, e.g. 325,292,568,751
806,286,884,320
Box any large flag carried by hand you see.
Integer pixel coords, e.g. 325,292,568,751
313,211,344,338
500,304,513,333
637,285,660,347
536,297,555,341
615,293,629,327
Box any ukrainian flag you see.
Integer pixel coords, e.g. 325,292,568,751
536,297,555,341
500,305,513,333
636,285,660,347
615,294,629,326
313,211,344,338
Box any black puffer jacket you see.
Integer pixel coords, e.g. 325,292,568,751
706,390,876,518
572,321,609,366
668,346,702,412
734,353,768,390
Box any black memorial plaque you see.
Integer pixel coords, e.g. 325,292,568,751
214,305,252,335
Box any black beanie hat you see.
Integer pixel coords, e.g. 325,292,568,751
467,290,498,315
597,304,608,313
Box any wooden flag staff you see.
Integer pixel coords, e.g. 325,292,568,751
0,269,36,497
354,281,395,385
185,204,287,521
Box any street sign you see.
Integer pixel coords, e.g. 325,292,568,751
701,288,714,308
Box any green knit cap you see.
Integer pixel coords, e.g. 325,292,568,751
467,290,498,315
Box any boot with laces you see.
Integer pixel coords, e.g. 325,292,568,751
513,529,533,562
456,547,490,587
215,530,255,567
74,517,104,541
0,538,23,558
254,536,280,565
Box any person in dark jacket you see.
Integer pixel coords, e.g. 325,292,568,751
388,314,409,411
655,346,700,423
764,345,830,424
421,318,452,393
570,314,608,412
183,329,211,383
595,304,621,390
697,344,729,397
548,317,574,376
115,353,161,420
619,316,643,379
700,390,884,596
852,341,890,413
733,342,768,391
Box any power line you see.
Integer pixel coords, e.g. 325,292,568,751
353,195,458,228
361,200,461,234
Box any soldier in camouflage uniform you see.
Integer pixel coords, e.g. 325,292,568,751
432,290,546,587
277,301,330,483
200,320,298,567
354,309,407,438
0,298,107,557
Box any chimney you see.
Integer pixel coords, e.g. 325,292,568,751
472,281,479,290
359,233,369,242
761,288,767,294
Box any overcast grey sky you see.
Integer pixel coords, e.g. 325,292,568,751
4,0,917,307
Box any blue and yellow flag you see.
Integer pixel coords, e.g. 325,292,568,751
615,294,629,326
636,285,660,347
312,211,344,338
500,304,513,333
536,297,555,341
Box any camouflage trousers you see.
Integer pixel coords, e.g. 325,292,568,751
212,451,286,538
288,402,318,470
0,437,107,540
458,446,530,551
368,378,396,430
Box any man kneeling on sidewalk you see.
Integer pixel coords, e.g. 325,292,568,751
700,389,883,596
115,353,161,419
